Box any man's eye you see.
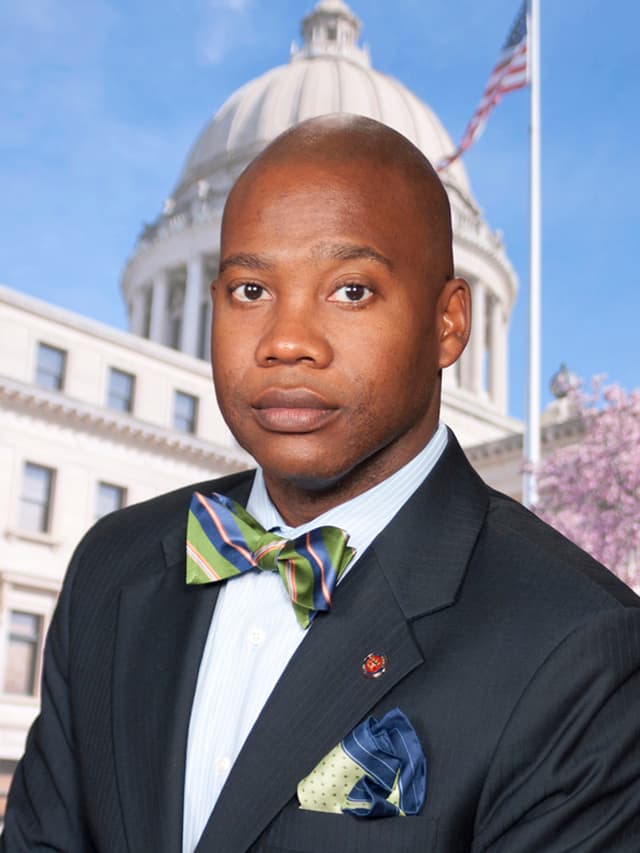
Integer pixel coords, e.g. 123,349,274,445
330,283,373,303
232,283,270,302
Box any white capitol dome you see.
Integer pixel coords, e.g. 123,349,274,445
122,0,521,446
175,1,471,205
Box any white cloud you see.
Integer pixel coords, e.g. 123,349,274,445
0,0,118,63
197,17,238,65
0,0,120,153
0,0,192,218
196,0,254,65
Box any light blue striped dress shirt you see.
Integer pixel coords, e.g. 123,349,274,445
182,423,448,851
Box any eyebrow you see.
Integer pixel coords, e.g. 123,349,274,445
218,243,394,275
312,242,394,271
218,253,275,275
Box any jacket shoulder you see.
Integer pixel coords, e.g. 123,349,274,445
64,468,256,596
481,486,639,610
86,467,254,541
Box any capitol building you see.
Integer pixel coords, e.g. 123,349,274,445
122,0,520,445
0,0,579,808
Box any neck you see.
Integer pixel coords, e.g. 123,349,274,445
263,425,439,526
264,469,382,527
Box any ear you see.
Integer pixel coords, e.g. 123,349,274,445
210,279,218,300
437,277,471,369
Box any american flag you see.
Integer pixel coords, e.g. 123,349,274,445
438,3,528,171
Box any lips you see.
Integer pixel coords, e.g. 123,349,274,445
251,387,339,433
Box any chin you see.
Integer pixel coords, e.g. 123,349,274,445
235,428,341,478
259,455,348,492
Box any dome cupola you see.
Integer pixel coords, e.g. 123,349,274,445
295,0,369,67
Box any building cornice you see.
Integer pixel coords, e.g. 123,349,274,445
0,285,213,375
0,376,252,474
443,385,522,433
452,217,517,287
466,414,585,462
1,570,62,594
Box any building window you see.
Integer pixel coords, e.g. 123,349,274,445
0,759,18,820
96,482,126,520
107,368,135,413
19,463,54,533
34,342,66,391
3,611,42,696
173,391,198,434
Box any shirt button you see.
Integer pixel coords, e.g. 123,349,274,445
215,756,231,774
247,627,266,647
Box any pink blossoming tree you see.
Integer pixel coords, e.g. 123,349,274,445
533,378,640,590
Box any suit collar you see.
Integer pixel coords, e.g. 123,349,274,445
208,430,486,622
373,429,489,620
245,423,449,559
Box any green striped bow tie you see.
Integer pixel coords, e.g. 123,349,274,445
186,491,355,629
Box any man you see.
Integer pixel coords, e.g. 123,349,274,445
4,115,640,852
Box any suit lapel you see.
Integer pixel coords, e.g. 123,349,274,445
196,433,489,853
195,548,424,853
373,431,489,621
112,475,253,853
113,559,217,852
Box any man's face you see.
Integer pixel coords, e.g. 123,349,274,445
212,158,452,492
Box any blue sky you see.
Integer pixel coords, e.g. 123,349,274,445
1,0,637,419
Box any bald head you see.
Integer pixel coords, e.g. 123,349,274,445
224,114,455,282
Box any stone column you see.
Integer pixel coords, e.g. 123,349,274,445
129,287,147,335
470,280,486,395
457,345,471,393
199,296,213,360
489,296,508,411
181,255,204,357
149,270,169,344
442,362,458,391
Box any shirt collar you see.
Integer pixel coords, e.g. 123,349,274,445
246,422,448,566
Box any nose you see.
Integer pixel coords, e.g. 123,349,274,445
255,298,333,368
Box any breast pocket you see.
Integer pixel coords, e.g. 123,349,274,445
254,806,439,853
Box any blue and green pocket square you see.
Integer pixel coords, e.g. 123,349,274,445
297,708,427,818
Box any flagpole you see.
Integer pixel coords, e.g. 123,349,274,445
523,0,541,508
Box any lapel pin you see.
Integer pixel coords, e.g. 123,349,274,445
362,652,388,679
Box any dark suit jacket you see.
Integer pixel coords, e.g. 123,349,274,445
3,433,640,852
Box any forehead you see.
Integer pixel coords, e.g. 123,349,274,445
222,158,427,254
231,156,416,204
